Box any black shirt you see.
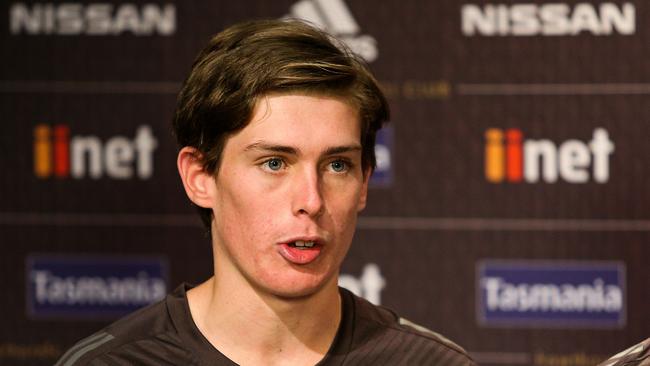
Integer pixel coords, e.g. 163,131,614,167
56,284,476,365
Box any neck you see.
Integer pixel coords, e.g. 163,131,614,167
187,273,342,366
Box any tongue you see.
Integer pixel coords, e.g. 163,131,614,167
278,243,321,264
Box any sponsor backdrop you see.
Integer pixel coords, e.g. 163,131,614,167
1,0,648,365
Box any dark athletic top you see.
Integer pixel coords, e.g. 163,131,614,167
597,338,650,366
55,284,476,366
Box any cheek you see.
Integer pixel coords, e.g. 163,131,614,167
214,170,270,222
212,181,262,251
326,191,361,242
325,179,363,215
216,193,275,245
338,188,364,242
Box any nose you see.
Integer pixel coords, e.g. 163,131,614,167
291,166,324,218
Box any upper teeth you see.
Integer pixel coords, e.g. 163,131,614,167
295,240,315,248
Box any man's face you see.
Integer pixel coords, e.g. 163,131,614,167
209,94,369,298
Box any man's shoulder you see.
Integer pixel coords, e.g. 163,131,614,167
55,288,192,365
344,288,476,365
597,337,650,366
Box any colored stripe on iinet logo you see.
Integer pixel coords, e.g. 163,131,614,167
485,128,614,184
33,125,158,179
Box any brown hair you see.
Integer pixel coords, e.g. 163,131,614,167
173,19,389,232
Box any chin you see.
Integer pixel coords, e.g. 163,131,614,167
260,271,337,300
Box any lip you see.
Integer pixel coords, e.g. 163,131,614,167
277,236,325,265
279,235,324,245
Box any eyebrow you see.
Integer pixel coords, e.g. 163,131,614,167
244,142,298,155
323,145,362,156
244,142,362,156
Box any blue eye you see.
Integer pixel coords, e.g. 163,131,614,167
330,160,347,172
264,158,284,171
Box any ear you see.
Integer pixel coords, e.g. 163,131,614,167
357,168,372,212
177,147,216,209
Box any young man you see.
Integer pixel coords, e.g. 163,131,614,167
56,20,475,365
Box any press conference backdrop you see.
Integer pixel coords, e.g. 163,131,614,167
1,1,649,365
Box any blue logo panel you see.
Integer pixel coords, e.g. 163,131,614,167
26,255,168,319
370,127,393,187
477,260,625,328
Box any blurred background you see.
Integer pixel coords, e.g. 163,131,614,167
1,0,649,365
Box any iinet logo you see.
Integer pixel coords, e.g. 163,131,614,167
485,128,614,184
34,125,157,179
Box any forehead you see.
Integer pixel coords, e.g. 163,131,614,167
230,93,362,148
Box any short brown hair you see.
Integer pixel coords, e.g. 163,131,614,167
173,19,389,232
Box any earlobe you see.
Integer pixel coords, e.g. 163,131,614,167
177,147,215,209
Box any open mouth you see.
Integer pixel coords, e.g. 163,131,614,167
278,238,323,264
288,240,316,249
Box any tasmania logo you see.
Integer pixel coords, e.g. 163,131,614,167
485,128,614,183
477,260,625,328
33,124,158,179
